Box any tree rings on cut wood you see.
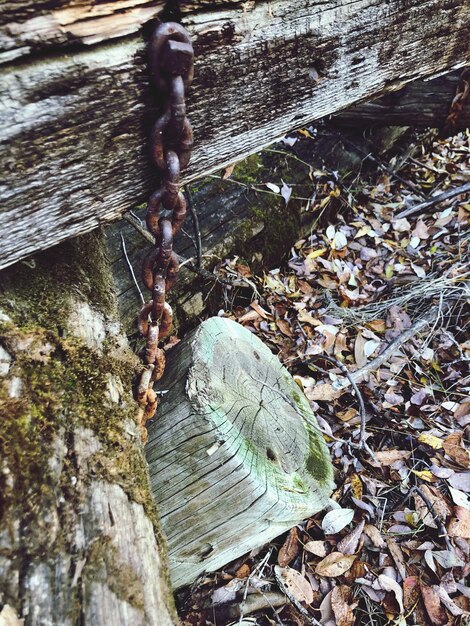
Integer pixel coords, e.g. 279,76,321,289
146,317,334,588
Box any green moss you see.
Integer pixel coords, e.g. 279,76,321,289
83,537,145,611
0,327,155,521
0,233,177,618
0,230,115,331
232,154,264,185
305,422,334,487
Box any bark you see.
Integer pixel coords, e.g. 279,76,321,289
0,232,176,626
145,317,334,588
1,0,469,269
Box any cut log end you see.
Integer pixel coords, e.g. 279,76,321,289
146,317,334,588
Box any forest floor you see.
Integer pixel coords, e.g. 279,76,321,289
176,128,470,626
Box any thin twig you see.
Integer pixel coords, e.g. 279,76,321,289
123,212,154,244
400,486,453,551
395,181,470,219
332,307,438,390
299,354,375,459
238,549,273,625
120,233,145,305
185,184,202,271
123,212,233,285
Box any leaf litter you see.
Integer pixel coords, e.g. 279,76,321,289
177,129,470,626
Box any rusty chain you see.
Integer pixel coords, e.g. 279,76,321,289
444,68,470,133
136,22,194,432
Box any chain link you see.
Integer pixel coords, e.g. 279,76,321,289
136,22,194,434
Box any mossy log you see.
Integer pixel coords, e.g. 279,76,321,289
0,233,175,626
146,317,334,589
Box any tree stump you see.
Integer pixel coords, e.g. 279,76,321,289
146,317,334,589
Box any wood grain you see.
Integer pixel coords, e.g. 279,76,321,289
1,0,469,270
146,317,334,588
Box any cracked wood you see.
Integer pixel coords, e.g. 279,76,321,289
145,316,334,588
1,0,469,269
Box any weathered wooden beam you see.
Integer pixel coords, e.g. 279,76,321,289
146,317,334,588
1,0,469,270
333,69,470,130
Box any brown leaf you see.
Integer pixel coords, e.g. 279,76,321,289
375,450,411,465
336,408,358,423
403,576,420,612
421,583,448,626
331,585,355,626
386,538,407,581
377,574,404,613
363,524,386,549
414,485,452,528
315,552,356,577
443,432,470,468
276,319,293,337
337,520,365,555
305,383,341,402
250,301,272,320
278,527,300,567
235,563,251,578
412,220,430,239
304,540,327,558
274,566,313,605
222,163,235,179
447,506,470,539
354,332,368,367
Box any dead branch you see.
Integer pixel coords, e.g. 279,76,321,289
212,592,287,622
395,181,470,219
333,305,439,391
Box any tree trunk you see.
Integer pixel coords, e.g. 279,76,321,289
146,317,334,589
0,232,175,626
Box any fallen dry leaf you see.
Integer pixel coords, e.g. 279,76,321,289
421,583,448,626
337,520,365,555
304,540,327,557
331,585,355,626
305,383,341,401
375,450,411,465
364,524,386,549
377,574,404,613
444,432,470,468
274,565,314,605
386,538,407,581
278,527,300,567
322,508,354,535
315,552,356,577
447,506,470,538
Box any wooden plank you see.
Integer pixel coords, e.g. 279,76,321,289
0,0,162,63
334,69,470,129
1,0,469,270
146,317,334,588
